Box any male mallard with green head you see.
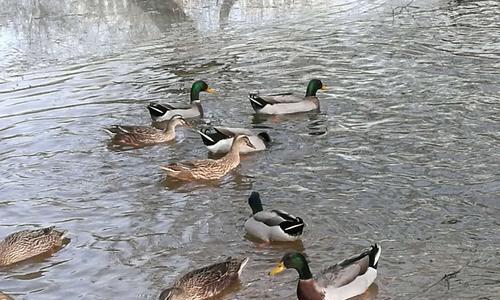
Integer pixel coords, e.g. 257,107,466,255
160,135,255,181
249,79,327,114
0,227,66,267
148,80,215,122
270,244,381,300
159,257,248,300
244,191,305,242
105,115,189,148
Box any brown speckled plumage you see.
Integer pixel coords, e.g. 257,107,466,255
0,227,65,267
161,135,255,181
106,115,188,148
159,257,248,300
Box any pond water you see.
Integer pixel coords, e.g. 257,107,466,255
0,0,499,299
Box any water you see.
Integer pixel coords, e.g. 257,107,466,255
0,0,499,299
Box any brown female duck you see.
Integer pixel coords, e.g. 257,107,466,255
106,115,189,148
159,257,248,300
160,135,255,180
0,227,66,267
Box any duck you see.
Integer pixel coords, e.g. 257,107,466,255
198,127,270,154
269,244,381,300
159,257,248,300
105,115,189,148
244,191,305,242
160,135,255,181
0,227,66,267
148,80,215,122
249,79,327,114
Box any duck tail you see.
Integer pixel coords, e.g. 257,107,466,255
237,257,249,277
103,125,126,135
369,243,381,269
248,93,267,111
147,103,170,118
257,132,271,144
280,216,305,237
198,129,217,146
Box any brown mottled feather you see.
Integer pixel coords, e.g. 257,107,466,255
107,116,187,148
160,257,248,300
161,135,254,181
0,227,65,266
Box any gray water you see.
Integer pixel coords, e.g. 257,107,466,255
0,0,499,299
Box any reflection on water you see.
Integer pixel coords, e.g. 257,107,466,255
1,0,499,299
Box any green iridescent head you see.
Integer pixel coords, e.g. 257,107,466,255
305,79,327,97
190,80,215,102
270,252,313,280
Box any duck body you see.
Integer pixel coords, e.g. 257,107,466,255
249,79,326,115
148,80,215,122
161,135,255,181
0,227,66,267
198,127,270,154
244,192,304,242
249,94,320,115
159,257,249,300
105,115,188,148
270,244,381,300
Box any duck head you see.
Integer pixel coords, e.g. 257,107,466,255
305,79,327,97
233,135,256,150
270,252,313,280
190,80,215,102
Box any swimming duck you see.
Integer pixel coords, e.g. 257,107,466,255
249,79,327,114
0,227,66,267
105,115,189,148
160,135,255,181
244,191,305,242
198,127,270,154
270,244,381,300
148,80,215,122
159,257,248,300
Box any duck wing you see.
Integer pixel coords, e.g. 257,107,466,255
252,211,287,226
148,103,191,117
316,244,380,288
175,258,248,297
251,92,303,104
198,127,232,146
107,125,158,135
167,158,219,171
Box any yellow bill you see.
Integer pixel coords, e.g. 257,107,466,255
269,261,286,276
321,84,328,90
206,87,216,93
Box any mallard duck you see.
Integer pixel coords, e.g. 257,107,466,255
148,80,215,122
105,115,189,148
160,135,255,181
270,244,381,300
159,257,249,300
249,79,327,114
0,227,66,267
244,191,305,242
198,127,270,154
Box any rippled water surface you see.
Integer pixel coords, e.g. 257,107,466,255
1,0,499,299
